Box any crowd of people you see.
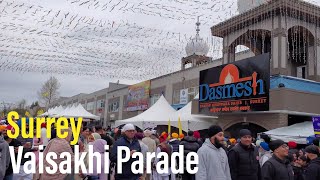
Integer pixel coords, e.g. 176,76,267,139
0,121,320,180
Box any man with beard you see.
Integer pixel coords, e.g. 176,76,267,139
110,123,141,180
196,125,231,180
304,145,320,180
261,140,294,180
228,129,260,180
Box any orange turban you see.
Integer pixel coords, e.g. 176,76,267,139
172,133,179,139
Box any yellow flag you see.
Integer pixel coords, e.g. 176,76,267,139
167,118,171,140
43,92,49,97
25,111,30,117
178,116,182,137
37,109,44,116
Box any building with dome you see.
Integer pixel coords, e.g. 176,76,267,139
182,17,211,70
52,0,320,139
51,17,251,128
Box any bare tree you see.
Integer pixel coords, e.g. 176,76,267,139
17,99,27,109
38,76,60,109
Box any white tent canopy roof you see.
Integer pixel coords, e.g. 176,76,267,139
115,95,217,131
263,121,313,144
62,104,100,120
173,101,217,131
39,105,64,117
115,95,176,129
40,104,99,120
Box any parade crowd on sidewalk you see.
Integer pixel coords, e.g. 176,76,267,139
0,121,320,180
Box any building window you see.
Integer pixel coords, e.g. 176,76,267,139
108,102,119,112
172,89,180,104
297,66,307,79
87,102,94,111
172,86,199,105
188,87,199,101
81,103,86,109
150,94,161,106
96,99,105,109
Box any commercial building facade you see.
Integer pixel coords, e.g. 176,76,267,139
51,0,320,138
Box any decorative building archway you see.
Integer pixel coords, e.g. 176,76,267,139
226,29,272,63
224,122,268,138
287,26,315,79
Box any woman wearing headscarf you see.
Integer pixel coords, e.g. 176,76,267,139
35,128,74,180
84,139,109,180
84,133,102,170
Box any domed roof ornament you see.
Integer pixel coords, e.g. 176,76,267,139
185,17,209,57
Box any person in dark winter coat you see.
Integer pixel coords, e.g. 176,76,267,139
228,129,260,180
193,131,203,146
180,131,200,180
261,140,294,180
294,155,307,180
110,124,142,180
168,133,180,152
304,145,320,180
95,125,114,147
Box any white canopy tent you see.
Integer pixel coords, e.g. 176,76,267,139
62,104,100,121
115,95,177,129
115,95,218,131
53,104,74,117
40,104,100,121
263,121,314,144
173,101,218,132
39,105,64,117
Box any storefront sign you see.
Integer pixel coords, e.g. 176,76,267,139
126,80,151,111
180,89,188,104
199,53,270,114
312,116,320,138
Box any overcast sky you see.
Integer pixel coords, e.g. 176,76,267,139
0,0,319,106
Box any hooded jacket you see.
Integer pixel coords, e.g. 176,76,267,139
0,136,10,179
195,138,231,180
305,157,320,180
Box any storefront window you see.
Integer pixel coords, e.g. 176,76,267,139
172,89,180,104
108,102,119,112
173,86,198,105
150,94,161,106
81,103,86,109
87,101,95,111
96,99,105,109
188,87,199,101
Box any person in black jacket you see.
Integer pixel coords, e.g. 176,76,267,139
261,140,294,180
228,129,260,180
110,123,142,180
95,125,114,147
304,145,320,180
295,155,307,180
169,133,180,153
180,131,200,180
